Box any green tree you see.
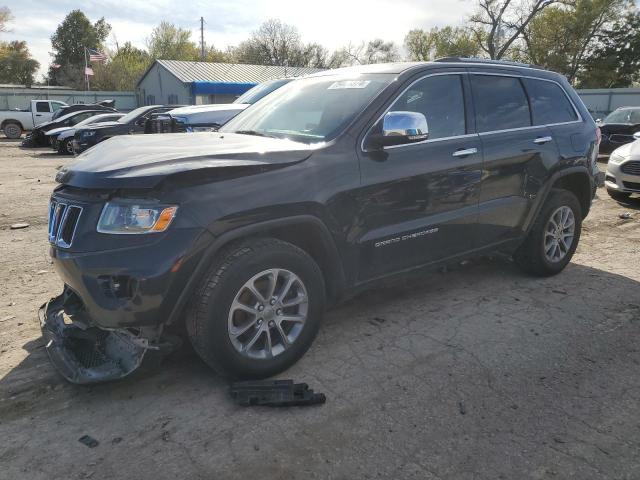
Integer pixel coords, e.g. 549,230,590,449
0,40,39,85
146,22,199,60
92,42,151,91
579,9,640,87
405,27,481,61
49,10,111,87
522,0,627,83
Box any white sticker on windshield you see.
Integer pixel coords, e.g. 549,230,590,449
328,80,371,89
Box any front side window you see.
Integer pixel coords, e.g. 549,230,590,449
51,102,65,112
523,78,578,125
389,74,466,140
220,74,394,144
36,102,50,113
472,75,531,132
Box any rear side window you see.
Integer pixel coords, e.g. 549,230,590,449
391,74,466,140
471,75,531,132
35,102,50,113
523,78,578,125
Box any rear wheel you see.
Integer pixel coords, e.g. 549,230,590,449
607,188,631,202
515,189,582,276
186,238,325,379
3,122,22,139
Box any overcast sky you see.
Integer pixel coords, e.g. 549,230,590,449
2,0,476,78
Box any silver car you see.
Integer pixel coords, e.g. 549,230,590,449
605,132,640,201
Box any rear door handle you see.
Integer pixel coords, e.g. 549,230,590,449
452,147,478,158
533,136,553,144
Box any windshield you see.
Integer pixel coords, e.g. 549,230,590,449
75,114,116,127
118,106,153,124
233,79,292,105
221,74,393,143
603,108,640,124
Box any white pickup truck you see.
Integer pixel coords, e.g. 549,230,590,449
0,100,68,138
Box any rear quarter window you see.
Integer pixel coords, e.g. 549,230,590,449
523,78,578,125
471,75,531,132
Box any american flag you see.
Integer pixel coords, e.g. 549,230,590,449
88,49,107,62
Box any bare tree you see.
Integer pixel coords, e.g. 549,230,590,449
0,6,12,33
332,39,400,66
470,0,563,59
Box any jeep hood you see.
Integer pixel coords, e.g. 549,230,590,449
55,132,318,189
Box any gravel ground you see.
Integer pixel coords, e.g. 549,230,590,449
0,139,639,480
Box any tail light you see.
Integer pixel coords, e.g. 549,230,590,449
596,127,601,145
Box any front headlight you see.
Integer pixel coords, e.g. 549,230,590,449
608,153,626,165
97,202,178,234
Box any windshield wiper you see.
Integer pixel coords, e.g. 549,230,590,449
234,130,274,138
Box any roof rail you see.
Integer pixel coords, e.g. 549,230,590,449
433,57,543,69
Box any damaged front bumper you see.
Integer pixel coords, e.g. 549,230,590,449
39,289,165,384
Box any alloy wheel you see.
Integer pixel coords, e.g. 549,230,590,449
543,206,575,263
227,268,308,359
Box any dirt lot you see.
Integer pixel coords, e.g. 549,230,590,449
0,138,639,480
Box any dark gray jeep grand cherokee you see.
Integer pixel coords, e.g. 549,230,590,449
41,59,601,384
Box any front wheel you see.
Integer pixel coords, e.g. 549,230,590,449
515,189,582,276
58,138,74,155
186,238,325,379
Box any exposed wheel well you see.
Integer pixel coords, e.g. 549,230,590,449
551,172,592,218
259,223,345,304
1,120,23,130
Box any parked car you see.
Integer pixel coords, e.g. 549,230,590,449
51,101,117,121
148,104,248,133
604,132,640,200
598,107,640,155
41,59,600,384
73,105,181,154
23,109,114,147
0,100,68,138
47,113,125,155
146,78,294,134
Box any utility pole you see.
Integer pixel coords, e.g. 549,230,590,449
200,17,205,61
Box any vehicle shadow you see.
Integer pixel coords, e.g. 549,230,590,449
1,256,639,423
611,194,640,211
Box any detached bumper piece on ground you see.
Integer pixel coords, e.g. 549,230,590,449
39,288,171,384
230,380,326,407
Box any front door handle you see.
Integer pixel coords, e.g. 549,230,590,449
533,136,553,144
452,147,478,158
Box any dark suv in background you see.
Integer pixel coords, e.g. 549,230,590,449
598,107,640,155
72,105,180,154
41,59,600,384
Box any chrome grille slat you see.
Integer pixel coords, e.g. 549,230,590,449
48,199,82,248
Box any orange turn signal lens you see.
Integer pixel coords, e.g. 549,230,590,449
150,206,178,232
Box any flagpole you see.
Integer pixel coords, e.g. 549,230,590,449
84,47,90,92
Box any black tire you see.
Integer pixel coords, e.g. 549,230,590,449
3,122,22,139
58,138,73,155
514,189,582,276
607,188,631,202
186,238,325,379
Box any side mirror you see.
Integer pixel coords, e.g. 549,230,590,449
634,131,640,140
368,111,429,149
